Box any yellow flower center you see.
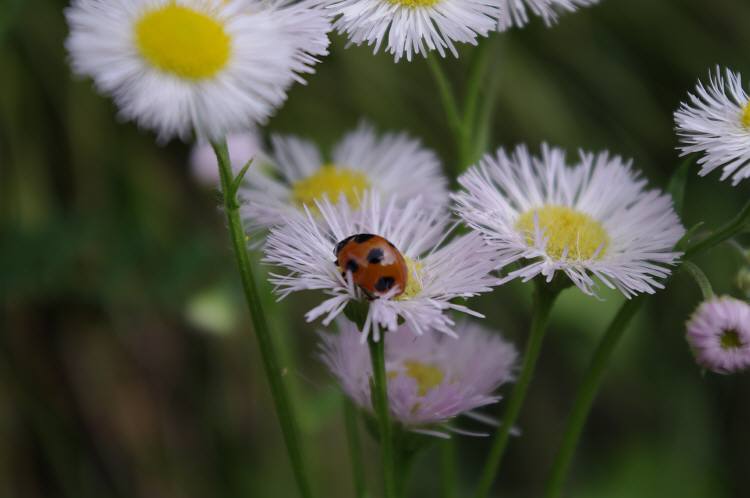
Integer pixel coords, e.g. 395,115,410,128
398,257,423,300
388,0,440,7
720,329,743,350
742,101,750,129
403,360,444,396
135,4,231,80
291,165,370,213
516,205,609,261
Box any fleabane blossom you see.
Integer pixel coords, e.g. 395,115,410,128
319,318,517,435
190,131,270,186
65,0,330,142
263,194,499,339
674,67,750,186
327,0,500,62
239,123,447,231
496,0,598,30
686,296,750,374
453,144,685,298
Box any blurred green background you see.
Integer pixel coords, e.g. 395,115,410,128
2,0,750,497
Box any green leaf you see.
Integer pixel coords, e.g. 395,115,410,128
230,158,254,196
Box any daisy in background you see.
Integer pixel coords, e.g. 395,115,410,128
453,144,685,298
239,122,448,231
320,318,517,437
686,296,750,374
263,193,499,339
327,0,500,62
65,0,330,142
496,0,599,30
190,131,271,186
674,67,750,186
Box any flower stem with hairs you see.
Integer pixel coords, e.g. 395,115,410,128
211,139,314,498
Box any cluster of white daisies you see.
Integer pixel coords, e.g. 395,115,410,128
64,0,602,143
185,121,692,431
64,0,750,435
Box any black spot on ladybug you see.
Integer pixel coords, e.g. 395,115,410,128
353,234,375,244
374,276,396,292
367,248,384,264
334,235,356,256
346,259,359,273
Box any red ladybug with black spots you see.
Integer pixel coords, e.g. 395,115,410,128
334,233,408,299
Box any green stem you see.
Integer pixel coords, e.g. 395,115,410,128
474,282,560,498
542,297,644,498
426,55,463,136
211,140,314,498
344,398,368,498
368,334,396,498
682,261,714,299
684,199,750,259
440,438,458,498
426,55,468,179
462,41,491,142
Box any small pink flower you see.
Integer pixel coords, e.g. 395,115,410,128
319,319,517,437
686,296,750,374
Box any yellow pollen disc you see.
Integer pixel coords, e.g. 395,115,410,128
742,101,750,129
135,4,231,80
403,360,444,396
388,0,440,7
398,257,423,300
516,205,609,261
720,330,743,350
291,165,370,214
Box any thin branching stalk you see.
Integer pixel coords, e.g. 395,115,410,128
426,55,467,180
684,199,750,259
211,139,314,498
474,281,560,498
462,41,491,149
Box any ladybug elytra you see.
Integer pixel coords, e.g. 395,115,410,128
334,233,408,299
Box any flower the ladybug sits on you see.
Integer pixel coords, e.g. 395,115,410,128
263,193,500,340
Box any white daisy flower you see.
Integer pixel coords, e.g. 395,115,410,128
497,0,599,30
65,0,330,142
190,131,269,186
263,193,499,339
327,0,501,62
674,67,750,186
319,318,517,436
239,122,448,231
452,144,685,298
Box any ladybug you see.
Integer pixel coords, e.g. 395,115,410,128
334,233,408,299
